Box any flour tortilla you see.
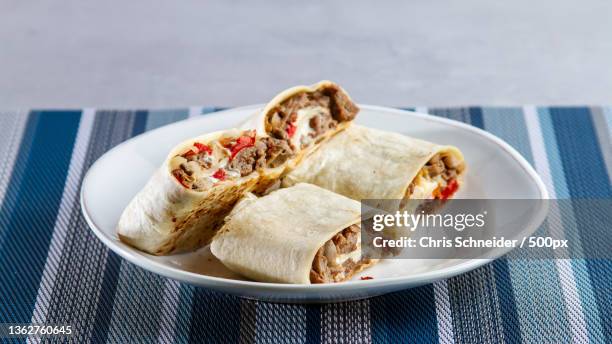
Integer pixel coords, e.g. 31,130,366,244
117,130,261,255
211,183,374,284
282,125,466,204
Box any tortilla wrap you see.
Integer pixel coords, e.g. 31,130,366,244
117,130,262,255
118,81,359,255
211,183,376,284
282,125,466,207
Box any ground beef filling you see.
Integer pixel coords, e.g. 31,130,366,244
406,153,465,199
226,137,294,175
260,137,294,168
266,86,359,145
310,224,366,284
172,137,294,190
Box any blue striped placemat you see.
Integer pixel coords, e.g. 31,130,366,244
0,106,610,343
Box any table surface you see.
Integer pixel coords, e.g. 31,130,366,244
0,106,610,343
2,0,612,108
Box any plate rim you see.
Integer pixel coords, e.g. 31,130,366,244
80,104,549,292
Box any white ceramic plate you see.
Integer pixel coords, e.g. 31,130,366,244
81,105,548,303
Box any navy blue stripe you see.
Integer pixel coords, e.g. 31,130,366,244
469,107,484,128
90,111,149,344
549,107,611,198
132,110,148,135
305,305,321,344
188,289,241,343
491,260,522,344
550,107,612,342
0,111,81,323
371,286,439,343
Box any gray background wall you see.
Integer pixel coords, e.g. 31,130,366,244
1,0,611,108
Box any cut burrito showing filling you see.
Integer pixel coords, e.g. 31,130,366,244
117,129,295,255
282,125,466,207
210,183,376,284
244,80,359,167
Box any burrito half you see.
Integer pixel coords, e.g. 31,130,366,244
211,183,376,284
282,125,466,208
117,129,294,255
244,80,359,169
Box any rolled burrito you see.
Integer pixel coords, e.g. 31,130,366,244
210,183,376,284
117,129,295,255
282,125,466,208
243,80,359,170
117,81,359,255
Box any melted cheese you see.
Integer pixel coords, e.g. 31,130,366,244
410,171,440,200
169,140,237,188
334,235,362,265
291,106,328,147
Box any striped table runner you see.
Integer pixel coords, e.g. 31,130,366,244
0,107,610,343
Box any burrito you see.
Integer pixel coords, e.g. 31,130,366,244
117,81,359,255
210,183,376,284
117,129,294,255
282,125,466,209
244,80,359,170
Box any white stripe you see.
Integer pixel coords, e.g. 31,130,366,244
188,106,203,118
602,107,612,137
433,281,455,344
27,109,95,341
0,111,28,207
590,107,612,186
156,280,181,343
523,105,589,344
420,104,456,344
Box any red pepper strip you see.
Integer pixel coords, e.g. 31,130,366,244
212,169,226,181
194,142,212,155
440,179,459,200
229,135,255,160
286,122,297,138
360,276,374,280
172,170,190,188
182,149,197,158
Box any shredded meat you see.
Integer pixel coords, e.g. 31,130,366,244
181,148,213,169
309,111,337,140
266,85,359,143
425,155,445,176
327,86,359,122
254,141,268,169
228,146,259,176
332,225,360,254
269,110,297,140
261,137,294,168
228,138,295,176
310,225,363,284
406,153,465,198
171,135,296,189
